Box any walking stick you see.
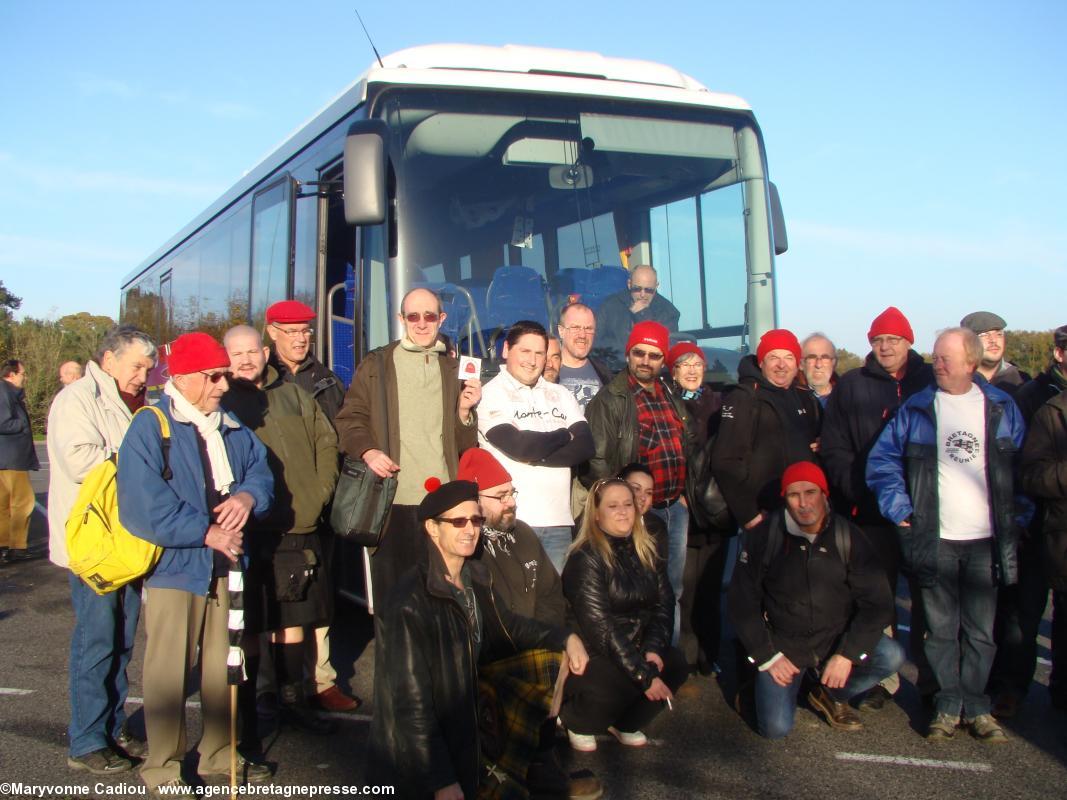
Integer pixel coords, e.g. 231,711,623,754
226,557,247,800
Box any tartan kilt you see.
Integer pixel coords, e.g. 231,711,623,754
477,648,562,800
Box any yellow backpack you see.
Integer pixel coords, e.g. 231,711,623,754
66,405,171,594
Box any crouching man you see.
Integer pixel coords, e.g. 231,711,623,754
728,462,903,739
368,478,590,800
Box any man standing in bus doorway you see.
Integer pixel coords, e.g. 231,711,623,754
263,299,356,713
594,265,680,372
334,287,481,611
960,311,1031,397
265,301,346,421
557,302,613,411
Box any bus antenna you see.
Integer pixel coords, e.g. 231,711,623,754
354,8,385,68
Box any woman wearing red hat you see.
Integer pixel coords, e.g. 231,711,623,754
665,342,733,677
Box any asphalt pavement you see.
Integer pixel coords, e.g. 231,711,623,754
2,443,1066,799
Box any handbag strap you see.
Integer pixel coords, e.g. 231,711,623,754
375,348,391,457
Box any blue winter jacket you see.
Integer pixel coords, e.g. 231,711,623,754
866,380,1029,587
117,399,273,595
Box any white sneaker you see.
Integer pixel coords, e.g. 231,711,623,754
567,729,597,752
607,726,647,747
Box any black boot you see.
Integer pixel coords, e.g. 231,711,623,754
279,682,335,735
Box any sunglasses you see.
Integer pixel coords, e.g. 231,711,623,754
630,347,664,362
629,286,656,295
435,515,486,528
199,371,230,384
403,311,440,323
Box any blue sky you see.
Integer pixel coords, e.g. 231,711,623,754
2,0,1064,356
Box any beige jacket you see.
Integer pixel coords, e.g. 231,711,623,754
46,360,136,567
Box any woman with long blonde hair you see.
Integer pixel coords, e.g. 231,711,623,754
559,478,688,752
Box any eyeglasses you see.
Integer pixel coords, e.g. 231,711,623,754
629,286,656,296
630,347,664,362
435,515,486,528
804,355,836,364
479,490,518,502
199,371,230,384
271,324,313,339
562,325,595,335
870,335,905,348
403,311,440,323
676,360,704,370
978,330,1005,341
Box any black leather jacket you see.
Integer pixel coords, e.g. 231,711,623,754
562,535,674,690
369,540,568,798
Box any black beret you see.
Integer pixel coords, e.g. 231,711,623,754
417,478,479,522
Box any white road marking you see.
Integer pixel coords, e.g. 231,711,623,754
835,752,991,772
0,688,35,696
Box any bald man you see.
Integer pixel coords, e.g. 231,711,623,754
594,264,680,371
334,287,482,610
58,361,83,386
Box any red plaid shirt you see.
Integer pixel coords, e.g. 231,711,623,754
630,375,686,504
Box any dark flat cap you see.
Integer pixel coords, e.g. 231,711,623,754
960,311,1006,334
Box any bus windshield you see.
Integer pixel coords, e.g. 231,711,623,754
365,88,766,381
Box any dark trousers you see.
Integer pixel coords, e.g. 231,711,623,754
560,647,688,735
990,538,1050,700
680,532,730,669
864,522,935,696
369,504,425,612
921,539,997,719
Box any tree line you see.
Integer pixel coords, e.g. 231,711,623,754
1,280,114,435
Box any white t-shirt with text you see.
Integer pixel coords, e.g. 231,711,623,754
935,384,993,540
478,371,586,527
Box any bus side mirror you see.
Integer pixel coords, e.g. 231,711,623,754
769,182,788,256
343,119,388,225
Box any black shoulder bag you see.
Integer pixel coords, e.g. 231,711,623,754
330,353,397,547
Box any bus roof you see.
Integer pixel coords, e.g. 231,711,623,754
124,43,752,287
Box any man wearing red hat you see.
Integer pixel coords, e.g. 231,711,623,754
584,320,693,640
821,306,935,709
712,328,821,532
728,461,902,739
117,332,274,793
265,300,345,422
264,299,354,713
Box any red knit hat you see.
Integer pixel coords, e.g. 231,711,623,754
625,321,670,357
457,447,512,490
666,342,705,372
266,300,316,325
780,461,829,496
756,329,801,364
167,333,230,376
867,306,914,343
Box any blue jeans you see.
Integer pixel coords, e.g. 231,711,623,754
755,635,905,739
532,525,573,575
650,499,688,644
68,574,142,757
920,539,997,719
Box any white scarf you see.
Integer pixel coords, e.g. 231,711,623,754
164,379,235,495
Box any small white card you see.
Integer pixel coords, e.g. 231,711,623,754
458,355,482,381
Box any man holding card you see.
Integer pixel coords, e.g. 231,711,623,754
334,287,481,610
478,320,595,572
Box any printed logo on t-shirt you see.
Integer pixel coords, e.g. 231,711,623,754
944,430,980,463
